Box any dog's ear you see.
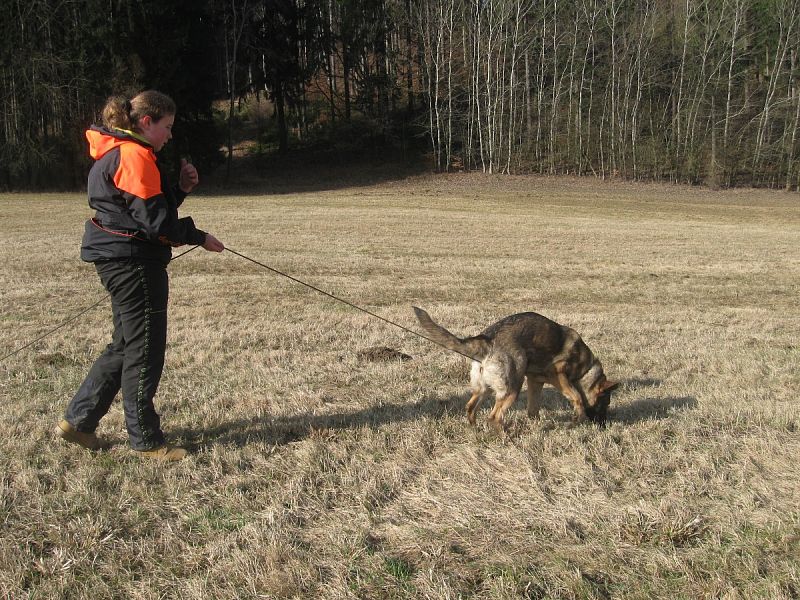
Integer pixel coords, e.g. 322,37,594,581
600,379,619,393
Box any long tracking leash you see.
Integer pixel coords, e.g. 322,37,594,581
1,245,476,364
223,247,477,360
0,245,200,364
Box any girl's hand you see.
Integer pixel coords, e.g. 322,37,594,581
179,159,199,193
202,233,224,252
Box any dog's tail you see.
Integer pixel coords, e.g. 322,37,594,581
412,307,490,361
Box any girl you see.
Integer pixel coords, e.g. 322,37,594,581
56,90,224,461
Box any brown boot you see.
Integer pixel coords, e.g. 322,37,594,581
136,444,187,461
55,420,106,451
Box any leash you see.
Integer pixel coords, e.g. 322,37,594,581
1,244,477,364
223,247,478,361
0,245,200,364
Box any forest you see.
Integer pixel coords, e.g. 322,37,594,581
3,0,800,189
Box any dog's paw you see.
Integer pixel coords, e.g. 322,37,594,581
571,413,588,426
488,418,506,435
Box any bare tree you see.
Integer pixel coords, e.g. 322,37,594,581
753,0,799,182
223,0,251,181
722,0,745,185
416,0,456,171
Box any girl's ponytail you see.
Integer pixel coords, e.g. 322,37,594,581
102,95,134,130
101,91,175,131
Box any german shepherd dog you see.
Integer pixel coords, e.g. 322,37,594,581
413,307,618,429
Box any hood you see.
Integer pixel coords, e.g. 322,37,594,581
85,126,151,160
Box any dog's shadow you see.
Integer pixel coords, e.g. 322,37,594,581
173,378,695,450
502,379,696,426
612,377,697,424
612,395,697,424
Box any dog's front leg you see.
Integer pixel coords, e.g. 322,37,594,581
555,374,588,424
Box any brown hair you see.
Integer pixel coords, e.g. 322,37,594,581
102,90,176,131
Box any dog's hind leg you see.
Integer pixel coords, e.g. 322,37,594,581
484,355,525,431
466,390,489,425
466,361,490,425
487,389,520,432
526,378,544,419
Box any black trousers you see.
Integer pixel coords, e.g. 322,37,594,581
66,260,169,450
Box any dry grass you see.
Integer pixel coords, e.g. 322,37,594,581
1,174,798,599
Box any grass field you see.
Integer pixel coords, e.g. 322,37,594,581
1,173,798,599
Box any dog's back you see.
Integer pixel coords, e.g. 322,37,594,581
481,312,595,382
414,308,589,373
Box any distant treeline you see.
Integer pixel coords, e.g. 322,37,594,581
3,0,800,189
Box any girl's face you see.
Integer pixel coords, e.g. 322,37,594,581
138,114,174,152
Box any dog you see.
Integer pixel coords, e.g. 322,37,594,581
413,307,618,429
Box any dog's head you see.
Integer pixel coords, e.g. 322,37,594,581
584,368,619,425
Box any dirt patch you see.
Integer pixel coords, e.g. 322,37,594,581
356,346,413,362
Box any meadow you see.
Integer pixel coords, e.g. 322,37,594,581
1,174,798,598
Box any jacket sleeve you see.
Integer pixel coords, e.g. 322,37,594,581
173,183,188,208
114,145,207,246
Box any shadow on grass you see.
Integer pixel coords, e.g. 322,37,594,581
173,377,696,449
612,396,698,424
175,393,462,450
612,377,698,423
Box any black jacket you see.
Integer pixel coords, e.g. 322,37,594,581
80,126,206,264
